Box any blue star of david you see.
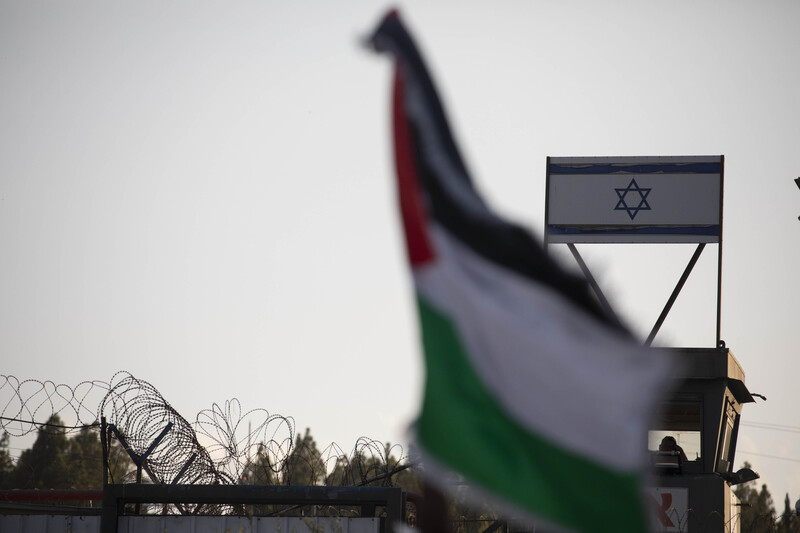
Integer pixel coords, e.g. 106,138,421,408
614,178,651,220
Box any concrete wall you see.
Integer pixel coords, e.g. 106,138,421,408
0,515,380,533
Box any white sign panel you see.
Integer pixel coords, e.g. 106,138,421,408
648,487,689,532
546,156,723,243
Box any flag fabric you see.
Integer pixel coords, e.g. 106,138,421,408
369,11,672,533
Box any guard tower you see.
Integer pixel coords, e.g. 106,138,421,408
545,156,757,533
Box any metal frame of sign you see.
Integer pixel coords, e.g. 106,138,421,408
544,156,725,347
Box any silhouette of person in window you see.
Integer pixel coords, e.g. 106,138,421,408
659,436,688,461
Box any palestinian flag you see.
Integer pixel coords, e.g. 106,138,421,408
369,11,672,533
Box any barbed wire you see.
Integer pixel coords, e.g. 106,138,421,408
98,372,232,488
1,374,111,436
1,373,415,499
5,374,792,527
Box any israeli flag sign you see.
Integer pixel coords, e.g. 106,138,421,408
546,156,723,243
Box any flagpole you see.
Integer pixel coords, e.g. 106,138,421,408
418,483,452,533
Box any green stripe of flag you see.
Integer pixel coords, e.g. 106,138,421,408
416,296,649,533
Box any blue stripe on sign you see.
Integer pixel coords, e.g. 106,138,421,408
548,163,722,175
547,225,721,236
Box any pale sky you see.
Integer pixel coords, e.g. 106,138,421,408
2,0,800,505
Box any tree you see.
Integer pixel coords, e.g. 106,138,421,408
11,415,71,489
67,426,104,489
782,493,793,533
734,462,778,533
282,428,324,486
239,442,276,485
2,416,133,492
780,493,800,533
0,432,15,490
325,454,351,487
